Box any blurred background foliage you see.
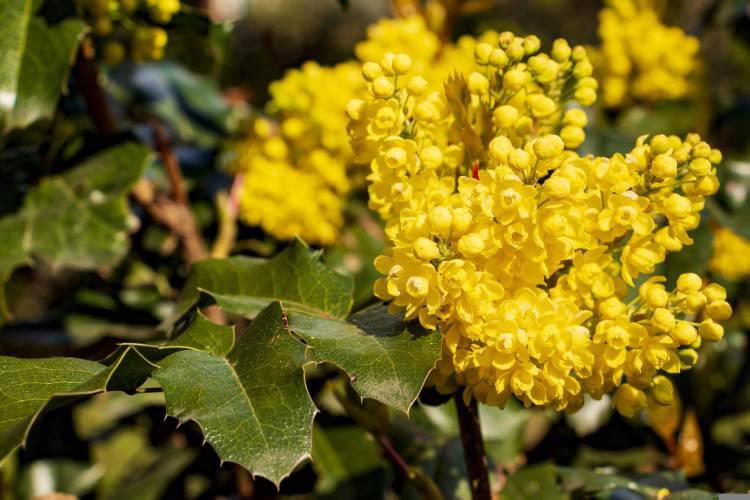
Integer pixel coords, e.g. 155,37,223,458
2,0,750,498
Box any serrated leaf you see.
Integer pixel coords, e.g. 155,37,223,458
0,143,151,322
290,304,440,414
0,343,163,464
152,302,316,485
177,241,441,413
0,0,85,130
175,239,354,321
0,356,105,460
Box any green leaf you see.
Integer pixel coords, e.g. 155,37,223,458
0,356,106,460
175,239,354,322
73,391,165,440
311,424,384,494
0,0,85,130
500,463,566,500
0,143,151,322
176,241,440,413
93,426,196,500
152,302,316,485
290,304,441,414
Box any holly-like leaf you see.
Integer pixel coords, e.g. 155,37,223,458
175,238,354,321
0,0,85,130
0,356,105,460
152,302,316,486
0,143,151,322
290,304,440,414
178,241,440,413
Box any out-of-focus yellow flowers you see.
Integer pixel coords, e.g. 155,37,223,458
349,28,731,414
592,0,700,108
77,0,179,64
234,16,531,245
709,227,750,281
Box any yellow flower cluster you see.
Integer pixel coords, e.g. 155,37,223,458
77,0,179,65
234,16,502,245
351,32,731,414
594,0,700,108
234,61,363,245
709,227,750,281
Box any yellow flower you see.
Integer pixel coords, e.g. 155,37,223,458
709,227,750,280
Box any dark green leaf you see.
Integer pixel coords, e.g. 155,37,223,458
152,302,316,485
175,239,354,322
0,356,105,460
290,304,441,414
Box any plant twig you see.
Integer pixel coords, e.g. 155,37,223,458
332,383,443,500
131,178,208,266
455,394,491,500
73,37,117,134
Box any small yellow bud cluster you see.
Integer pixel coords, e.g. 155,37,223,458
350,32,731,413
593,0,700,107
77,0,180,64
709,227,750,281
595,274,730,416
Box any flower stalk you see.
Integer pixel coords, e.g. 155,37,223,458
455,394,491,500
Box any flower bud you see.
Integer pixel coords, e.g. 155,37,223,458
688,158,711,177
493,105,519,129
663,193,692,219
650,134,670,154
652,154,678,178
372,76,395,97
574,87,597,106
345,99,365,120
652,308,676,332
679,348,699,367
699,319,724,342
560,126,585,149
474,42,493,64
362,62,383,81
672,321,698,345
544,176,571,199
458,233,485,256
489,48,508,67
534,135,564,159
614,384,647,417
503,69,528,91
686,292,708,312
452,208,473,234
677,273,702,294
563,108,588,127
392,54,412,74
407,76,429,96
414,237,440,261
551,38,571,62
650,376,674,405
428,206,452,232
489,136,513,163
529,94,556,118
420,146,443,169
703,283,727,302
704,300,732,321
